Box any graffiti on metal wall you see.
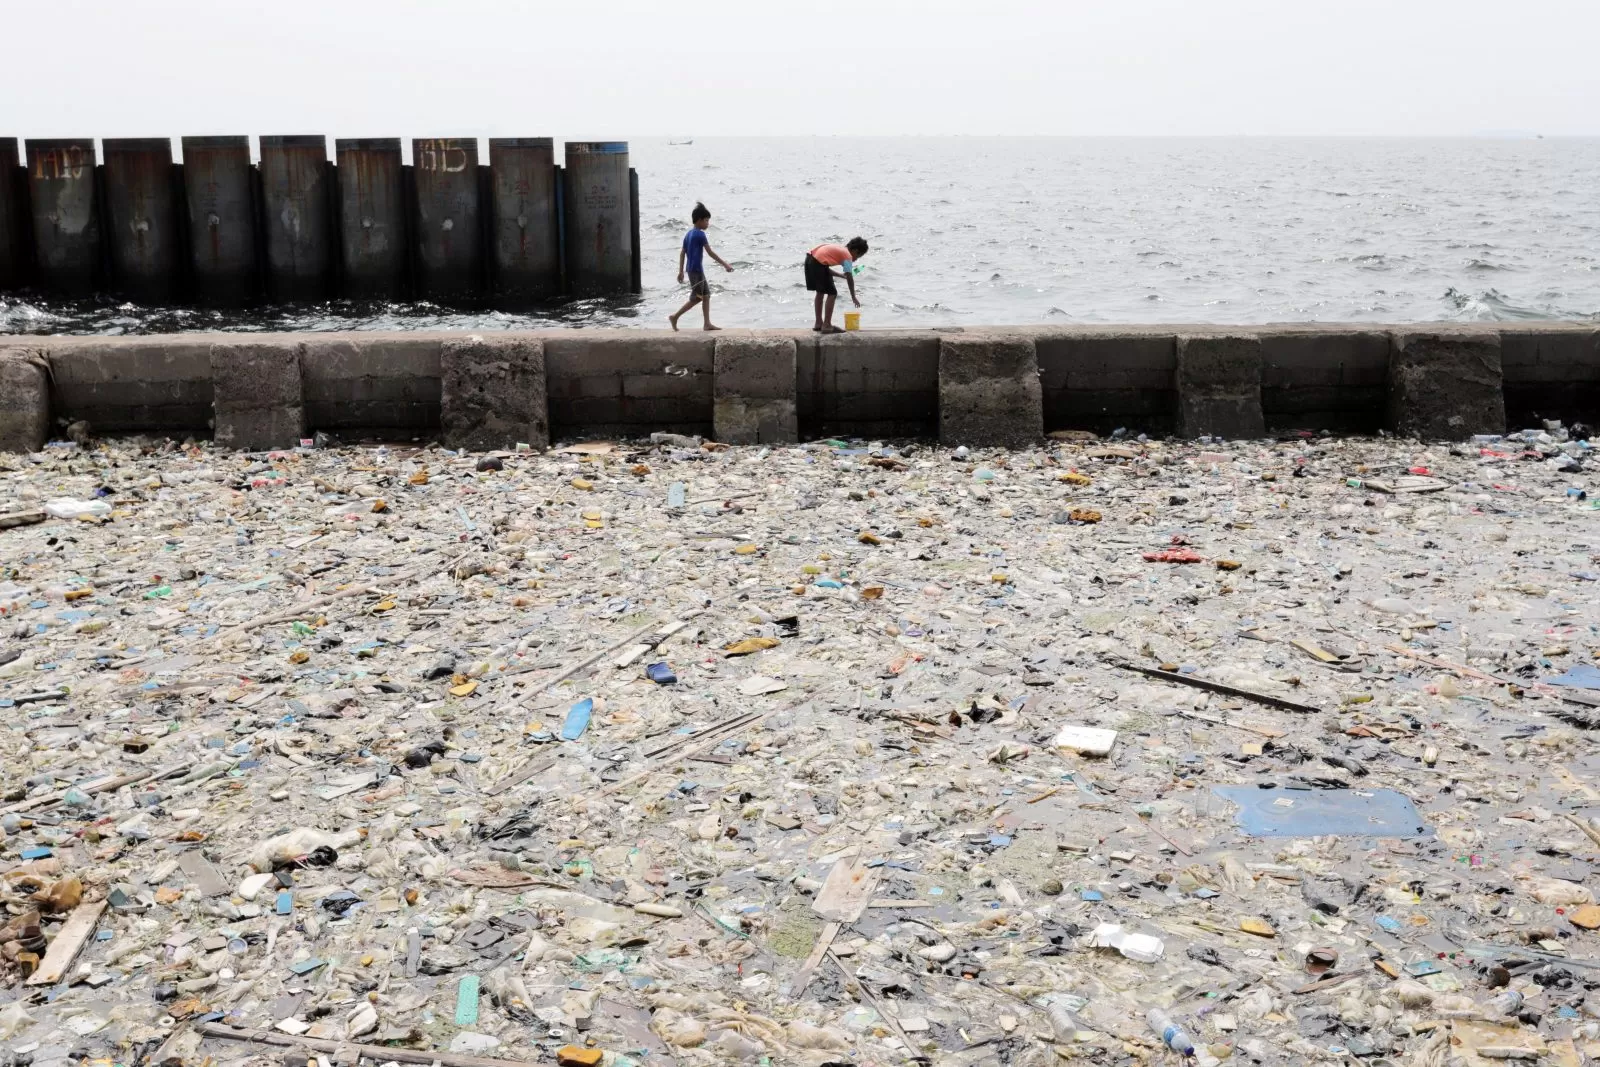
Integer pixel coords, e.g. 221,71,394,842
416,140,470,173
32,146,90,181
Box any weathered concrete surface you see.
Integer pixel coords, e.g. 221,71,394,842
938,334,1042,448
1388,330,1505,439
1498,325,1600,429
1259,327,1390,433
210,340,306,451
544,332,714,438
45,339,215,433
441,336,549,451
4,324,1595,450
299,334,443,437
713,335,797,444
0,351,50,453
1031,327,1176,435
1177,333,1264,439
798,332,940,439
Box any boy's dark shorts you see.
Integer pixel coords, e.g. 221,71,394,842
687,270,708,298
803,253,836,296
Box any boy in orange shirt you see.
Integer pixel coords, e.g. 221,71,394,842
803,236,868,333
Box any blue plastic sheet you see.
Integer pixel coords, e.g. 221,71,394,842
561,698,594,741
1214,785,1431,838
1543,663,1600,690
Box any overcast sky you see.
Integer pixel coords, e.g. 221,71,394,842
9,0,1597,140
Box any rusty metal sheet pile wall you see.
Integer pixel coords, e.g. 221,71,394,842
0,135,638,308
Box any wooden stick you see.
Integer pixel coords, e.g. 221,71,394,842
2,763,187,816
209,552,468,647
27,900,107,986
786,921,840,999
541,609,706,691
642,710,764,760
602,710,770,797
0,509,47,530
197,1023,541,1067
1115,660,1322,714
828,948,915,1050
211,583,383,646
1135,812,1194,857
1384,644,1517,687
1563,812,1600,850
1292,969,1366,995
1176,708,1286,739
143,1022,192,1066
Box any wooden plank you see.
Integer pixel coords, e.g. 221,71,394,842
197,1023,542,1067
813,852,878,922
26,899,107,986
2,764,184,816
785,920,840,999
179,850,229,898
0,509,47,530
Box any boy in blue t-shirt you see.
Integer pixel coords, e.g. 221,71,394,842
670,202,734,331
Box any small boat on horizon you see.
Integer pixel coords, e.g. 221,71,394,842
668,138,694,146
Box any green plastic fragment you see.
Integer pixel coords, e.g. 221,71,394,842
454,974,480,1025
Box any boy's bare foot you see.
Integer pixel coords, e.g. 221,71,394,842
820,324,844,334
704,324,722,331
812,325,823,332
668,313,680,331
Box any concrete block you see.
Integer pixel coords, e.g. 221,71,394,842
1387,331,1505,440
1498,325,1600,382
553,397,713,440
938,334,1042,448
544,332,715,378
211,341,306,451
45,339,216,432
546,374,621,401
715,336,797,444
1500,326,1600,428
0,353,50,453
300,334,443,434
1259,328,1390,432
1177,334,1264,439
799,333,940,438
621,372,709,401
440,336,548,451
1033,329,1176,434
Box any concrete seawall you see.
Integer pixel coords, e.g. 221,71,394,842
1,324,1596,453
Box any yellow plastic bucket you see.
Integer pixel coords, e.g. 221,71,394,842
843,312,861,331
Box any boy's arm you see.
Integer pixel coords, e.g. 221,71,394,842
676,248,685,283
846,272,859,306
705,242,733,272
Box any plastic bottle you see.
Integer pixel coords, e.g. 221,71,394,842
1047,1004,1084,1042
1145,1009,1196,1055
1486,989,1524,1018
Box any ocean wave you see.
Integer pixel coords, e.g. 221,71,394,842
1442,287,1574,321
1465,258,1514,272
1344,253,1402,272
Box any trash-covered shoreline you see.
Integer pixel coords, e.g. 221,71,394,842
1,426,1598,1067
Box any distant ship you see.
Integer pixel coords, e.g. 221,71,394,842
669,139,694,146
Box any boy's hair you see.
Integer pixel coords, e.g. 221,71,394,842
846,237,868,257
691,202,711,223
